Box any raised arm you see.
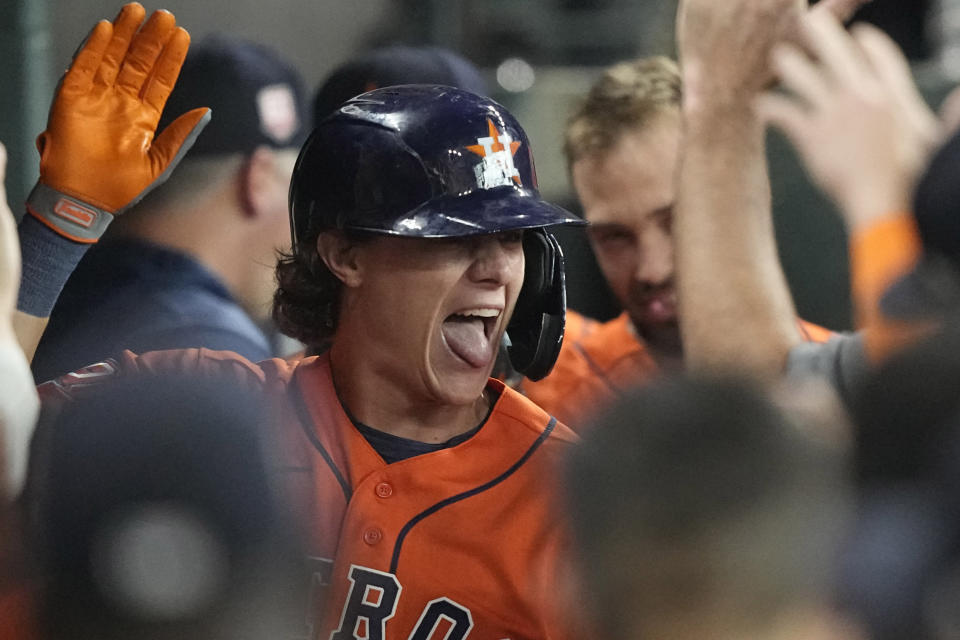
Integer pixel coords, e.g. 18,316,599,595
0,142,40,499
757,12,943,359
14,2,209,361
674,0,807,377
674,0,873,377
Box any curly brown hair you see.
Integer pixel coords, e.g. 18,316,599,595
272,233,344,349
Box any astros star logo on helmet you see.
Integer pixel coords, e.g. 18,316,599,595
466,119,522,189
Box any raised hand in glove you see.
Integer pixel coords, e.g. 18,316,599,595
27,2,210,243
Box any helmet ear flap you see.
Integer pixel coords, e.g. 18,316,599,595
506,229,567,381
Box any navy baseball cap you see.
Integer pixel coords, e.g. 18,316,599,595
312,45,487,125
158,34,309,157
881,129,960,319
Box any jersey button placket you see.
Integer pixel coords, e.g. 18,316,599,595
375,482,393,499
362,527,383,545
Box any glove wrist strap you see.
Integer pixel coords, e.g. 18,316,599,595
26,182,115,244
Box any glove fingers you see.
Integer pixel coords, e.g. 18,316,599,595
141,108,211,202
140,27,190,113
94,3,146,88
61,20,113,95
115,9,176,97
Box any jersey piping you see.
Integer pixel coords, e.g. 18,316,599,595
389,416,557,573
290,380,352,502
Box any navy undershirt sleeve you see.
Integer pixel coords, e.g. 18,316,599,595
17,216,90,317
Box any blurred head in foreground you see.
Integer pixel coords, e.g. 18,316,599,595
565,375,853,640
32,374,303,640
841,322,960,640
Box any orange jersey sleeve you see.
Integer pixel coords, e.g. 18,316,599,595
522,311,659,429
850,214,921,329
796,319,833,344
524,311,835,430
848,214,936,362
36,348,273,406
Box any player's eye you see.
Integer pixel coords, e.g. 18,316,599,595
589,227,634,248
499,230,524,244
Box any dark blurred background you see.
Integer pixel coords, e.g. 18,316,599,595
2,0,957,330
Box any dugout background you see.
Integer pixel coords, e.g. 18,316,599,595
1,0,954,332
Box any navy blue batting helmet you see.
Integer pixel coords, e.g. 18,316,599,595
288,85,585,380
289,84,582,244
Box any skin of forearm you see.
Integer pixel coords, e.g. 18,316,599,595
676,103,801,376
13,310,48,363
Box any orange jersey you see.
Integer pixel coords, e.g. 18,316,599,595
522,310,834,428
849,213,935,361
522,312,656,428
37,349,579,640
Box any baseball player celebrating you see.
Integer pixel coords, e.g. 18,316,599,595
18,5,585,639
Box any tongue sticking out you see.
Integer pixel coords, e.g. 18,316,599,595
442,317,491,368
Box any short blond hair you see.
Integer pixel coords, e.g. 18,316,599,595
564,56,681,167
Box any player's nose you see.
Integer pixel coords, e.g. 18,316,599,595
468,234,523,285
634,225,673,285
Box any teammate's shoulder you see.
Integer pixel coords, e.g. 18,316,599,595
586,311,641,344
558,311,640,356
38,348,314,403
563,309,601,344
122,347,274,385
547,417,578,444
491,381,579,445
526,312,650,389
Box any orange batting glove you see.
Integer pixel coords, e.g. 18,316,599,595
26,3,210,243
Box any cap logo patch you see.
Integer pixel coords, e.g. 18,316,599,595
466,119,522,189
256,84,298,143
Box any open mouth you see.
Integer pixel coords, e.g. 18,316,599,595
441,308,501,368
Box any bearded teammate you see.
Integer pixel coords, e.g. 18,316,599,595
18,6,586,639
521,56,833,427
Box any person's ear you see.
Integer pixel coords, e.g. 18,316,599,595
238,146,283,220
316,231,364,287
